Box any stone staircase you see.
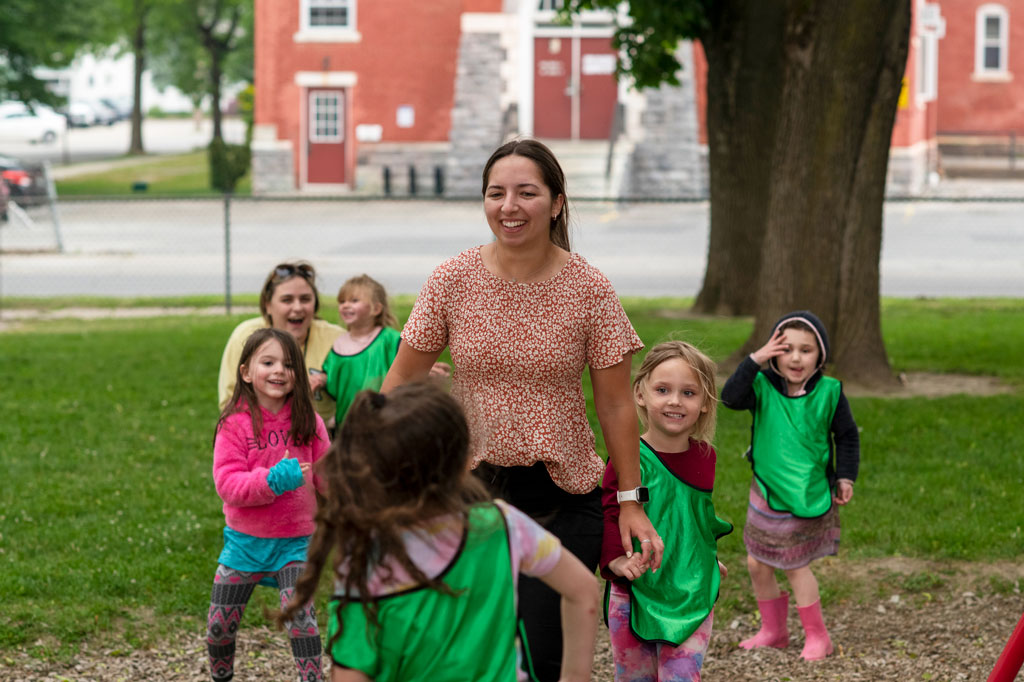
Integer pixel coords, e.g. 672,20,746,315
939,133,1023,180
537,138,633,200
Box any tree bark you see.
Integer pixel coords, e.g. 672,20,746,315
129,1,146,155
716,0,909,388
694,2,788,316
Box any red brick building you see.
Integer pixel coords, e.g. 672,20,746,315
251,1,1018,197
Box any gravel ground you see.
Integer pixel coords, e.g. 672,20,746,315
5,559,1021,682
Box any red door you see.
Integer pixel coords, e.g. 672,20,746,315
307,89,346,184
534,37,572,138
533,36,618,140
578,38,618,139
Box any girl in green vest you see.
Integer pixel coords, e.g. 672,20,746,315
279,382,600,682
600,341,733,681
721,311,860,661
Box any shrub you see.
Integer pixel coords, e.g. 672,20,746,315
208,138,251,193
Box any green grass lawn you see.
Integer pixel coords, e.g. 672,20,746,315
1,298,1022,658
55,151,252,197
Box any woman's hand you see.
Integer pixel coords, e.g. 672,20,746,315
308,370,327,393
718,559,728,580
751,329,789,366
618,503,663,571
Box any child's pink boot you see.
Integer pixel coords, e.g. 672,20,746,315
739,591,790,649
797,600,834,660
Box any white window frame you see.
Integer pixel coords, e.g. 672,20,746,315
916,33,938,102
295,0,361,43
974,4,1010,79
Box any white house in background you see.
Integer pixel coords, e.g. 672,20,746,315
36,48,195,115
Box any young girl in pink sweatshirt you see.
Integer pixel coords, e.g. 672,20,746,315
207,328,330,682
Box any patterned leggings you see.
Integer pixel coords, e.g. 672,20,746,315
206,562,323,682
607,582,713,682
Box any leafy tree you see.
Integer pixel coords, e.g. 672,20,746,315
148,0,251,143
566,0,910,387
0,0,104,105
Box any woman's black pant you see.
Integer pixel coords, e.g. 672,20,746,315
476,461,602,682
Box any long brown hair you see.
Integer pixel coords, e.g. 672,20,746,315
336,274,399,329
482,138,571,250
279,382,490,646
632,340,719,445
215,328,319,446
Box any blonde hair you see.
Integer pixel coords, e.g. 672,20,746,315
336,274,398,329
632,341,718,445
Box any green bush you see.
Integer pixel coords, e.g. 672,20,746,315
208,138,251,193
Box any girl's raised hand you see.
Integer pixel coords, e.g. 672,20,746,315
751,329,788,365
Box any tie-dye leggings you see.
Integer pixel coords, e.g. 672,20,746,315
206,562,323,682
606,582,714,682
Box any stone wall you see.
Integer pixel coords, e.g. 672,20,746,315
620,42,707,199
251,139,295,195
445,31,507,198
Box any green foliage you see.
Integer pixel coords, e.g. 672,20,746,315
0,0,106,104
563,0,710,88
1,297,1022,654
208,139,251,193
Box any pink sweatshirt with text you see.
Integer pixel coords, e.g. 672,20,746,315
213,400,329,538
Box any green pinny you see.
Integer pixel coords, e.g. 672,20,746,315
750,372,841,518
327,503,533,681
607,440,733,645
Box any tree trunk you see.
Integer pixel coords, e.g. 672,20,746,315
129,2,146,155
694,2,789,316
208,46,224,142
723,0,909,389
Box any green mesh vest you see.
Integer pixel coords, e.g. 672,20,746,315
328,503,532,681
609,440,733,645
751,372,841,518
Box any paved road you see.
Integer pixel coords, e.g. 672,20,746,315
1,197,1021,300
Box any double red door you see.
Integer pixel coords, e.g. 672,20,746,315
533,36,618,139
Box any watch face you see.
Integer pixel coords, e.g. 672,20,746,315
637,487,650,503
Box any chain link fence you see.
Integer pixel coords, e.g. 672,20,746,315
1,190,1023,316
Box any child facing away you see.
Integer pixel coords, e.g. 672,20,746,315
720,310,860,661
600,341,733,682
208,328,331,682
280,382,600,682
322,275,402,431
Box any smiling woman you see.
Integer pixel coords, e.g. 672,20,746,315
378,138,661,681
217,261,342,423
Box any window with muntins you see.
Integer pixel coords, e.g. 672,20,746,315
310,92,343,143
975,4,1009,75
303,0,355,31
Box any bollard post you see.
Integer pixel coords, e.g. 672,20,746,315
224,193,232,315
409,165,417,196
434,166,444,196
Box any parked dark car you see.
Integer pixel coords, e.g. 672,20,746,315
0,154,48,207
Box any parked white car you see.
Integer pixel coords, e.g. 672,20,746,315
0,102,67,144
64,101,98,127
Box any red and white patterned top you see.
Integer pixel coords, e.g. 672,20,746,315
403,247,644,494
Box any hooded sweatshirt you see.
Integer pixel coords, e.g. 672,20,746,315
213,400,330,538
721,311,859,486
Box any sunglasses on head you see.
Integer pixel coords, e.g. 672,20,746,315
274,264,314,280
